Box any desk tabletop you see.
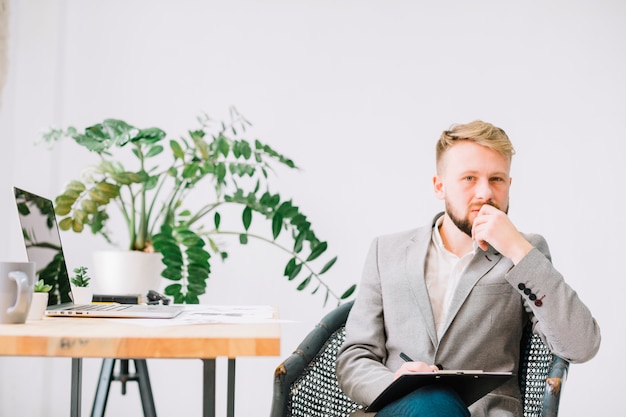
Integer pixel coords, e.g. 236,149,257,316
0,315,281,359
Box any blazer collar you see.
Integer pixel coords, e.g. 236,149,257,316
404,212,503,346
404,213,443,347
438,244,502,337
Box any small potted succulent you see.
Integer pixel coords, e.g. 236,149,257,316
70,266,93,305
27,279,53,320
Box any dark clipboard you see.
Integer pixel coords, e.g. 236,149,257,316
365,371,514,412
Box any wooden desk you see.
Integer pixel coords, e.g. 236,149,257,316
0,315,281,417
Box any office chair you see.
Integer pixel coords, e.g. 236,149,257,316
270,300,569,417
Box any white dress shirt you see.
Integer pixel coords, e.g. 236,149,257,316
424,216,477,340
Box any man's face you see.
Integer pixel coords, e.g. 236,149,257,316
433,141,512,237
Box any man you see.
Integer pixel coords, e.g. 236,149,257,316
336,120,600,417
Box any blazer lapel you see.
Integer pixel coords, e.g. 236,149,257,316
404,220,439,347
439,245,502,337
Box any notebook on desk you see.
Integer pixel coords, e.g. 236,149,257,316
14,186,183,319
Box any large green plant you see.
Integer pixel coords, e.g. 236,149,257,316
42,109,355,305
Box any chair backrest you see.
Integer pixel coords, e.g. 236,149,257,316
271,300,569,417
518,325,569,417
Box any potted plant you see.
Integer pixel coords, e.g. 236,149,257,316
27,279,53,320
70,266,93,304
41,109,355,305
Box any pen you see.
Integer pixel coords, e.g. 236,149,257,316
399,352,444,370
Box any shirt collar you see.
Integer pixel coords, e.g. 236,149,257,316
432,215,478,257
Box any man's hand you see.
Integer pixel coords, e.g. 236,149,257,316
394,361,439,380
471,204,533,264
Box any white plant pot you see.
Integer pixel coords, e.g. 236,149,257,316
27,292,49,320
92,250,163,296
71,286,93,305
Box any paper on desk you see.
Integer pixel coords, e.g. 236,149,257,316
110,305,291,326
179,305,277,323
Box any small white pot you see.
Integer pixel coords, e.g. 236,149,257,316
71,286,93,305
92,250,163,295
27,292,49,320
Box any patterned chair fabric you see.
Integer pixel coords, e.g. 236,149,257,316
270,300,569,417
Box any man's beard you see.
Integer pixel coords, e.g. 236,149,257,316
446,200,507,238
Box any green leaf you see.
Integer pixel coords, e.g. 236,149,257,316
94,181,120,198
297,275,311,290
170,140,185,159
241,141,252,159
66,181,86,193
284,257,296,277
182,163,199,179
214,212,221,229
164,283,182,296
145,145,164,158
161,256,183,268
72,219,84,232
110,172,135,185
161,266,182,281
56,194,77,207
293,230,306,253
58,217,73,231
55,204,72,216
216,163,227,184
187,264,210,279
239,234,248,244
340,284,357,299
306,241,328,262
288,262,302,280
186,246,211,264
131,127,166,145
242,206,252,230
81,199,98,214
319,256,337,275
311,283,320,295
271,212,283,239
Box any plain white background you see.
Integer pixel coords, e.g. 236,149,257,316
1,1,624,416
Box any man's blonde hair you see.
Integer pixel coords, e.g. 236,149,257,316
435,120,515,171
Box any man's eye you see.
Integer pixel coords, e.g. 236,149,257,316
490,177,504,182
464,176,475,181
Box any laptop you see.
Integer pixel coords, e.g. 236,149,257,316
14,186,183,319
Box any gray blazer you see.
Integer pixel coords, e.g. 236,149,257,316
336,214,601,417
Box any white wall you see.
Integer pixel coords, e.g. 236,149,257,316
1,0,624,416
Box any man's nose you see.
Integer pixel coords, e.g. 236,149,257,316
474,179,494,201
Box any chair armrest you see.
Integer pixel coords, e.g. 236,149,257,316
542,355,569,417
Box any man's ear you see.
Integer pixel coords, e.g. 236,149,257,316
433,175,445,200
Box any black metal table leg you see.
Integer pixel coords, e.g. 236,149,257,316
91,358,157,417
135,359,157,417
90,358,115,417
227,359,236,417
71,358,83,417
202,359,216,417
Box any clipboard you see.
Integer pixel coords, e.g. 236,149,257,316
365,370,514,412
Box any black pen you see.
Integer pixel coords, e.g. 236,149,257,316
399,352,444,370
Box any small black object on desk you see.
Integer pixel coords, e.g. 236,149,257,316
146,289,171,305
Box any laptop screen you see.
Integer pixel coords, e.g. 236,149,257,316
14,187,73,307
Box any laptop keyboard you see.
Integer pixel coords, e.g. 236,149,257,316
68,304,132,311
